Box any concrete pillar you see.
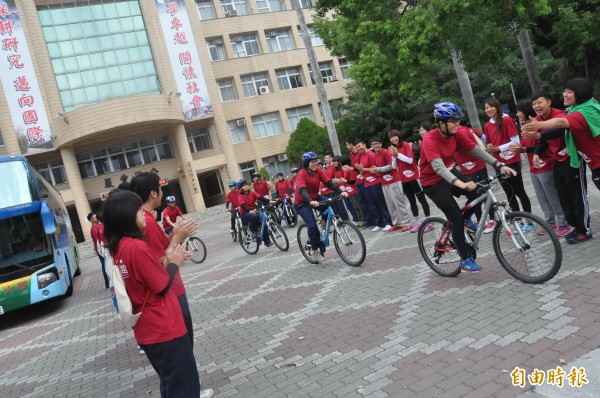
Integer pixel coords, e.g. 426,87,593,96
60,147,92,240
172,124,205,211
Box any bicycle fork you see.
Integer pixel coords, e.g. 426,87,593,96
498,209,531,251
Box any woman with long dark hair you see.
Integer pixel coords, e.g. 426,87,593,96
103,189,211,398
484,98,533,232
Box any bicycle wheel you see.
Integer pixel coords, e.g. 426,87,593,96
239,227,259,255
268,210,281,225
267,220,289,251
284,205,298,227
492,211,562,283
417,217,461,277
187,237,207,264
297,224,319,264
333,220,366,266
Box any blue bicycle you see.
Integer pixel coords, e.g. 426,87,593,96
239,203,289,254
297,196,366,266
277,194,298,227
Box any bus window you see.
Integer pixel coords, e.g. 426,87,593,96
0,160,40,208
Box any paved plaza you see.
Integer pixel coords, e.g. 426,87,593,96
1,169,600,398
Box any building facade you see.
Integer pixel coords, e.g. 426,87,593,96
0,0,348,241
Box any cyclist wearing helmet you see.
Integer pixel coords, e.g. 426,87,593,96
252,172,271,198
225,180,240,233
162,195,186,235
294,151,348,263
274,172,293,201
420,102,515,272
289,167,299,189
237,180,274,246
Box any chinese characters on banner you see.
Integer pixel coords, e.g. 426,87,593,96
155,0,213,121
0,1,54,154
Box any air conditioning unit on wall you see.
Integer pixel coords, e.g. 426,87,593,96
236,118,246,126
226,9,238,17
258,86,270,95
215,38,224,45
278,153,288,161
269,31,278,38
234,36,243,43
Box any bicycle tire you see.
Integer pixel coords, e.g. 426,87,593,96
417,217,461,277
268,210,281,225
297,224,319,264
187,237,207,264
492,211,562,283
239,227,259,255
333,220,366,266
268,220,289,251
284,205,298,227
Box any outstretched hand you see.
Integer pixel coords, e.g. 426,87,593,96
166,244,186,267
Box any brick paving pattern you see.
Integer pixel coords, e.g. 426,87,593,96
1,167,599,397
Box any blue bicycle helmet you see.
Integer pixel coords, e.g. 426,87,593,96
227,180,236,187
433,102,463,121
302,151,318,168
235,179,247,189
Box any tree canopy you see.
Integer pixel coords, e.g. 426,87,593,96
285,118,333,167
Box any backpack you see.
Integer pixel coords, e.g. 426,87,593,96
107,244,149,328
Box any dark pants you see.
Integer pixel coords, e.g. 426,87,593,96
424,179,473,260
295,194,327,250
463,168,492,221
230,211,236,230
242,213,271,243
98,254,109,289
178,294,194,348
402,179,430,218
356,183,369,225
139,334,201,398
344,196,360,222
554,160,590,235
497,162,531,213
326,193,349,220
365,184,392,227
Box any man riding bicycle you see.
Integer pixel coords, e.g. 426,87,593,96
420,102,515,272
294,151,348,263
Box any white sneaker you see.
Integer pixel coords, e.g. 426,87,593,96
313,252,325,263
137,345,145,355
371,226,382,232
382,225,392,232
200,389,214,398
483,220,496,234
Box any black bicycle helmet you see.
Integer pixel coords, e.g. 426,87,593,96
433,102,463,121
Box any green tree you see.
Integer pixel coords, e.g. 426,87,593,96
285,118,333,167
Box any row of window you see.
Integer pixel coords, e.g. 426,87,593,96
196,0,314,20
217,60,349,103
207,26,324,62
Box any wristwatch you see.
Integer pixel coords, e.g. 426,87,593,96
495,161,506,168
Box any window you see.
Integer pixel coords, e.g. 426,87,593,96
220,0,250,16
262,155,289,178
36,159,68,185
37,1,160,112
76,136,173,178
276,67,304,90
299,0,314,8
228,120,249,144
241,73,269,97
239,161,257,182
299,26,324,47
187,127,213,152
196,0,216,20
252,112,283,138
266,29,294,52
308,62,334,84
231,34,260,58
339,59,351,79
318,99,344,122
218,78,238,102
286,105,314,131
257,0,283,13
207,38,226,61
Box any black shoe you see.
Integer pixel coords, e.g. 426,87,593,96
265,242,273,247
563,229,577,240
566,233,592,245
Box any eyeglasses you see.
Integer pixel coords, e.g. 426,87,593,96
446,118,460,124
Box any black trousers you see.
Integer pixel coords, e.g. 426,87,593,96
554,160,591,235
497,162,531,213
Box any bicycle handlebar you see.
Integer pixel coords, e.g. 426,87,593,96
313,195,345,207
474,173,511,193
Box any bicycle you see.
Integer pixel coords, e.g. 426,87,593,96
239,203,289,254
297,196,367,266
229,208,243,243
277,194,298,227
417,174,562,283
183,235,207,264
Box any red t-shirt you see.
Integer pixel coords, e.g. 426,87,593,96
350,150,364,185
294,168,331,204
114,237,186,345
226,190,239,208
520,128,554,174
289,176,297,189
253,180,270,197
238,190,262,215
453,126,487,175
319,166,336,195
142,210,185,296
373,149,401,186
419,128,476,186
395,141,420,182
90,224,100,255
565,111,600,170
535,108,569,163
484,115,521,165
358,150,381,187
341,169,358,196
162,205,183,230
274,179,293,198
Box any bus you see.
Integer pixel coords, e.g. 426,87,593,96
0,155,80,315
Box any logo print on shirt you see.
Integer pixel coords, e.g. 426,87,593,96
500,150,515,160
558,147,570,157
383,174,393,182
534,160,547,168
403,170,415,178
366,176,376,182
461,162,475,170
